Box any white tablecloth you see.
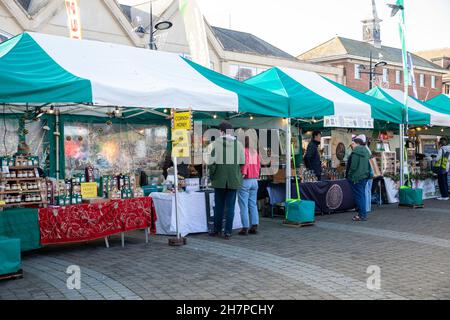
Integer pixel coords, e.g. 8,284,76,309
151,191,242,236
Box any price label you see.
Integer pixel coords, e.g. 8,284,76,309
80,182,98,198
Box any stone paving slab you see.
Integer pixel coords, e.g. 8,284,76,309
1,199,450,300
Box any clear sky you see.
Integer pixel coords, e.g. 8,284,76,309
120,0,450,56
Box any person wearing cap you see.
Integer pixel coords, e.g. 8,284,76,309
304,131,322,181
347,134,371,221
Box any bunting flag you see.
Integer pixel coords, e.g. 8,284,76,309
407,52,418,99
64,0,82,40
179,0,211,68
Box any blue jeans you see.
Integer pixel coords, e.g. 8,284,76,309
238,179,259,228
214,188,237,235
366,179,373,213
349,179,368,219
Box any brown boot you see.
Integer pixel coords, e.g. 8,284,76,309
238,228,248,236
249,225,258,234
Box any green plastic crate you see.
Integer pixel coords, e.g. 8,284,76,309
0,237,21,276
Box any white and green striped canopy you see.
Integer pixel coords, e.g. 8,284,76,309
366,87,449,126
0,32,287,113
244,67,410,124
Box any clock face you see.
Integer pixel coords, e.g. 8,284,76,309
336,143,346,161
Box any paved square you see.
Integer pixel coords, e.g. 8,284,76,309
1,200,450,300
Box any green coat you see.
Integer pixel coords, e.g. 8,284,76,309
209,136,245,190
348,146,371,184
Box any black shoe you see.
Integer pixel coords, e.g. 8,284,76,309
249,225,258,234
224,233,232,240
209,232,221,237
238,228,249,236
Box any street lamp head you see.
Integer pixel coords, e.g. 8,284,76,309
375,61,387,68
155,21,173,31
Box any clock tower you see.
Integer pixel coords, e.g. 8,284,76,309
362,0,382,48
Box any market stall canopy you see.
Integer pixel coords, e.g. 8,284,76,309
0,32,287,113
427,94,450,114
244,67,409,125
365,87,449,126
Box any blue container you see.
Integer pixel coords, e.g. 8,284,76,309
399,188,423,206
285,199,315,223
0,237,21,276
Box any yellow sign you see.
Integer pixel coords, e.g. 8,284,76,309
81,182,98,198
172,129,190,158
173,111,192,131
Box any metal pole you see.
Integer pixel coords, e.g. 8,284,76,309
285,118,292,201
173,155,180,239
399,124,404,187
369,51,373,90
55,111,60,180
149,1,155,50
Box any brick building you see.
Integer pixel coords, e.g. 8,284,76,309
297,1,447,101
415,48,450,95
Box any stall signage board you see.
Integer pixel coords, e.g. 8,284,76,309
172,129,190,158
172,111,192,131
81,182,98,198
324,116,374,129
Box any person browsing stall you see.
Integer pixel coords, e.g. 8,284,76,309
304,131,322,181
209,121,245,240
435,137,450,201
238,136,261,236
347,135,371,222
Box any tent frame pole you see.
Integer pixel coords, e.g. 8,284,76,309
286,118,292,201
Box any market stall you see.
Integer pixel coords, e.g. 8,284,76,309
241,67,427,212
0,32,289,250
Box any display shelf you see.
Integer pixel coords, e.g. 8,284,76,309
0,177,39,181
0,201,46,208
0,189,44,194
6,166,39,170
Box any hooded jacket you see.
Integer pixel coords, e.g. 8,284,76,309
347,145,371,184
304,140,321,179
209,135,245,190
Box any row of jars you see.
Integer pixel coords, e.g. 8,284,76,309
3,194,42,204
0,182,41,192
3,170,36,178
14,158,39,167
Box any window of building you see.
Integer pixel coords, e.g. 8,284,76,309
431,75,436,89
354,64,361,80
210,61,215,71
382,68,389,83
229,64,259,81
420,74,425,87
395,70,401,84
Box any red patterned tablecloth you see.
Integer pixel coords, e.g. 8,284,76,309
38,197,157,245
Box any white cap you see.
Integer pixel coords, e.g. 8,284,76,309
353,134,367,143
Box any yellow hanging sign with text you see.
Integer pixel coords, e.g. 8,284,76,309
172,111,192,131
171,129,190,158
81,182,98,198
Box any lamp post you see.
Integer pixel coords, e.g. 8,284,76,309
134,1,173,50
359,51,388,90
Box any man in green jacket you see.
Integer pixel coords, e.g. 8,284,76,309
209,121,245,239
347,135,371,222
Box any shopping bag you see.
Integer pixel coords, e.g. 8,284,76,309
399,188,423,206
285,199,315,223
285,143,315,223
